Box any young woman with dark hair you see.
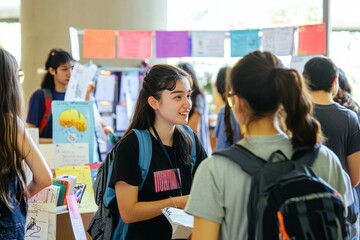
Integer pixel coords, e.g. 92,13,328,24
185,51,351,240
26,48,73,143
213,66,241,150
109,64,207,239
0,48,52,239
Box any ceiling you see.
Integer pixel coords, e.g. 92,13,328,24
0,0,359,30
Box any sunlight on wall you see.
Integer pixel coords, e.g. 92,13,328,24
330,31,360,102
0,22,21,64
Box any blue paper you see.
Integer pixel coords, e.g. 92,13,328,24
230,29,260,57
52,101,95,163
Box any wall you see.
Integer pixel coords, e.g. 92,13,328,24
21,0,167,105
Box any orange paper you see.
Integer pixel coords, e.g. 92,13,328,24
297,23,326,56
117,31,152,59
83,29,116,59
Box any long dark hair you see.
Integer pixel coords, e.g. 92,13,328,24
0,48,27,209
177,63,204,118
215,66,237,144
41,48,73,89
120,64,194,164
231,51,322,148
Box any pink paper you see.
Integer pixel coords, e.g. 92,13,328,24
66,195,87,240
117,31,152,59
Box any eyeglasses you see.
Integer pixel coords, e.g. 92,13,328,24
227,91,235,108
17,69,24,84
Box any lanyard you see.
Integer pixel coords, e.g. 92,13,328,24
152,126,183,196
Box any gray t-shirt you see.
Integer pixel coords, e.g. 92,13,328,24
185,134,350,240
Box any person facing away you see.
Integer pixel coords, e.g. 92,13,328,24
108,64,207,240
185,51,351,240
213,66,241,150
178,63,212,156
303,57,360,239
0,48,52,239
333,68,360,217
26,48,73,144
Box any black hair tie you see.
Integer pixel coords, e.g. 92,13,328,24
267,68,281,82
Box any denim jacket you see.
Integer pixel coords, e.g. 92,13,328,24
0,176,27,240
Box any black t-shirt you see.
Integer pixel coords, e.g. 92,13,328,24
109,128,207,240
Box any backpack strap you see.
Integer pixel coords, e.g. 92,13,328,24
291,146,320,166
103,130,152,206
182,125,197,172
213,144,265,175
103,149,116,207
132,129,152,190
39,88,52,135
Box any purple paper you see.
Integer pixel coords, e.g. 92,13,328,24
156,31,190,58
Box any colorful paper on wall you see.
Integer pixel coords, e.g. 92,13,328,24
298,23,326,56
117,31,152,59
56,165,97,213
290,55,319,73
156,31,190,58
83,29,116,59
191,31,226,57
52,101,95,163
230,29,260,57
261,27,295,56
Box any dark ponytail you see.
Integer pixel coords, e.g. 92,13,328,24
231,51,322,148
41,48,73,90
273,69,322,147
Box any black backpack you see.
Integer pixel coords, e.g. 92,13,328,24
87,148,119,240
214,145,347,240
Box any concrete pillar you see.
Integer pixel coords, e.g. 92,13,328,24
21,0,167,105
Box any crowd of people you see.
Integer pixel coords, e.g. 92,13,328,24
0,46,359,239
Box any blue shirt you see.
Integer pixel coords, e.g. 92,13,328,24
213,106,241,151
26,88,65,138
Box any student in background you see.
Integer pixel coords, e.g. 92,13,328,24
26,48,73,143
333,69,360,221
177,63,212,155
333,69,360,120
213,66,241,150
0,48,52,239
303,57,360,239
109,64,207,239
185,51,350,240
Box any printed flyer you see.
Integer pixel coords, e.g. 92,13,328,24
52,101,95,163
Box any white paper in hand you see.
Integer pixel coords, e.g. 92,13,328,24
162,207,193,239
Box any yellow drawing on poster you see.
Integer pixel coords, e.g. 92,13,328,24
59,108,87,132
